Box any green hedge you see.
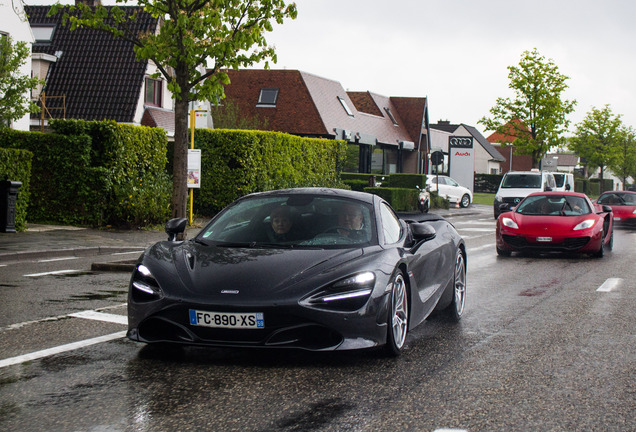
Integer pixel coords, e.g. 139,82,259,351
192,129,347,215
364,187,419,211
0,146,32,231
0,120,171,227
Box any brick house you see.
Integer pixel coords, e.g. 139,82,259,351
214,69,431,175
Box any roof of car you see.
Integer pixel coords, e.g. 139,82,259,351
242,188,377,204
526,191,587,198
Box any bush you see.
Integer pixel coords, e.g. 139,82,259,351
0,120,171,227
364,187,419,211
192,129,347,215
0,146,32,231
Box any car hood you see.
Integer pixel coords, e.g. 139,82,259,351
143,241,366,301
508,213,598,234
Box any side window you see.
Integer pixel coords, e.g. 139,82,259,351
379,203,402,244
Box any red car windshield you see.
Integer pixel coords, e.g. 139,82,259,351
516,195,591,216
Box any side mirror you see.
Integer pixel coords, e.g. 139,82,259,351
602,205,612,213
499,203,510,211
410,223,436,242
565,184,571,191
165,217,187,241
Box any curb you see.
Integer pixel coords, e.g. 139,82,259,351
0,246,147,263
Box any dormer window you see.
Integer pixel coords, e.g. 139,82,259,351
31,26,56,44
257,88,278,106
145,77,162,107
384,107,398,126
338,96,354,117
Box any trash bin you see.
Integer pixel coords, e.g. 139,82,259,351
0,177,22,233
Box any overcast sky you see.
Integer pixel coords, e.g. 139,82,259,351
26,0,636,136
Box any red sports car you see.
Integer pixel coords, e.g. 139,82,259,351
596,190,636,228
496,192,614,258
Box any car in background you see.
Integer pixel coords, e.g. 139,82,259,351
493,170,556,219
552,172,575,192
127,188,467,356
496,191,613,258
426,175,472,208
596,190,636,228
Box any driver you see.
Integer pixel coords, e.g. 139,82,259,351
337,203,366,240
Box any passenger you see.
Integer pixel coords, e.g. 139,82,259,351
267,206,302,242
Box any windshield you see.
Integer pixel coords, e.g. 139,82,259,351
553,174,565,187
501,174,542,189
598,192,636,205
196,194,375,248
516,195,591,216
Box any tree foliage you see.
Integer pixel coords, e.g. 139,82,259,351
480,48,576,168
569,105,624,190
610,127,636,187
51,0,297,222
0,36,43,127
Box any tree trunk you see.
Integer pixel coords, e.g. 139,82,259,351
172,97,189,221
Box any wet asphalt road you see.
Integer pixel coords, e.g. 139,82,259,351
0,205,634,431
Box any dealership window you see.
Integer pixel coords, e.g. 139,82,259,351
257,88,279,106
145,77,162,106
371,146,399,174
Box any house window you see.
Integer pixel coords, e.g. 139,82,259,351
31,26,56,43
145,77,162,107
338,96,354,117
257,88,279,106
384,107,398,126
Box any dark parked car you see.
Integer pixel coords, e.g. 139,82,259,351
127,188,467,356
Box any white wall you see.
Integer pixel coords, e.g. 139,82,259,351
1,1,35,130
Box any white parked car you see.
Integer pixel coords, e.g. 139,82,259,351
426,175,473,208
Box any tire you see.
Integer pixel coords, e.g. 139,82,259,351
385,271,408,356
460,194,471,208
444,250,466,321
496,246,511,257
593,232,605,258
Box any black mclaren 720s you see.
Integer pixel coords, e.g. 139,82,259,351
127,188,467,356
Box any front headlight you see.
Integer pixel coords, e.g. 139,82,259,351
301,271,375,311
130,264,163,302
573,219,596,231
501,217,519,229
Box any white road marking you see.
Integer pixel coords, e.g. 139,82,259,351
69,310,128,325
4,303,128,331
37,257,78,263
0,331,127,369
458,228,495,232
111,250,144,255
24,269,82,277
597,278,622,292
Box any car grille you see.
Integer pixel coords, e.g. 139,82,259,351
502,197,525,206
136,305,343,350
502,235,591,251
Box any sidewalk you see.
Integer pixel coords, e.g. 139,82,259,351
0,222,204,263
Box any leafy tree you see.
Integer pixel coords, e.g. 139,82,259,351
51,0,297,223
210,100,269,130
607,126,636,189
480,48,576,168
0,36,43,128
569,105,623,192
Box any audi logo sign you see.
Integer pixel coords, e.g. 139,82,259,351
449,137,473,148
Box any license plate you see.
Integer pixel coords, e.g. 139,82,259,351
189,310,264,329
536,237,552,242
